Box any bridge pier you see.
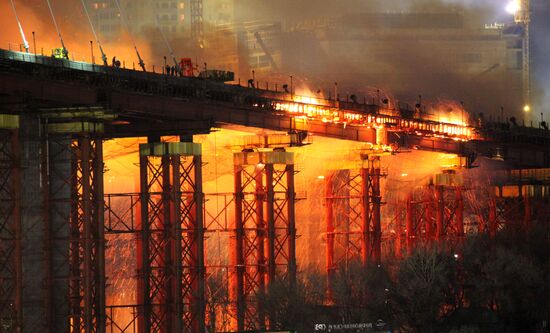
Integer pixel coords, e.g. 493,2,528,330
324,157,384,296
43,131,106,333
136,140,205,333
0,117,22,333
231,150,296,331
400,182,464,254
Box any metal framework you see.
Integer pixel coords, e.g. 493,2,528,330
45,133,105,333
325,157,384,298
232,151,297,331
0,127,21,333
203,192,234,333
401,184,464,253
137,142,205,333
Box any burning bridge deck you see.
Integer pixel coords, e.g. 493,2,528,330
0,49,469,148
1,48,550,166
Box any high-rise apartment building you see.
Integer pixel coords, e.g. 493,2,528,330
87,0,189,42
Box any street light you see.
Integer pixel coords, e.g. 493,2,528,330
506,0,520,14
290,75,293,95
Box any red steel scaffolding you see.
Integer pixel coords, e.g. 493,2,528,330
325,156,384,298
0,119,21,333
137,141,205,333
231,150,297,331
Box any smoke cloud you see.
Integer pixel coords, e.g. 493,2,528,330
1,0,548,118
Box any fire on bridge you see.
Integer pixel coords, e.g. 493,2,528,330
0,48,549,333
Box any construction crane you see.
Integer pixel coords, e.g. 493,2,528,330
512,0,531,116
254,31,280,71
45,0,69,59
113,0,146,71
79,0,108,65
9,0,30,52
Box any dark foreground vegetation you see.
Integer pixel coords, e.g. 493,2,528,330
256,225,550,332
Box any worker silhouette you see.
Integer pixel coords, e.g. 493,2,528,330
111,56,121,68
165,64,171,75
248,79,255,88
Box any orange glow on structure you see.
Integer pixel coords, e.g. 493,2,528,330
271,93,474,140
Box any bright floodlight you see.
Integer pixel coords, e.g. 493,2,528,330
506,0,520,14
523,104,531,112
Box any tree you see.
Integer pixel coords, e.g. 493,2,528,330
389,247,457,332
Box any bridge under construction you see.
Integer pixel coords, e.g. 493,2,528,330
0,49,549,332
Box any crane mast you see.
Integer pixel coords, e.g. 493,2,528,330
515,0,531,116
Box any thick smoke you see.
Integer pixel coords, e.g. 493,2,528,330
1,0,548,117
0,0,154,67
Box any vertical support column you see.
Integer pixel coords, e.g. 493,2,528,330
370,161,381,264
46,135,72,333
286,164,297,289
257,164,267,329
488,198,497,238
523,194,531,232
0,127,22,333
435,186,444,243
81,137,93,332
178,152,205,333
456,187,464,242
74,136,106,333
360,167,370,267
69,144,81,331
405,193,414,255
171,157,182,333
359,157,382,264
265,164,275,286
232,162,245,332
161,154,172,332
137,153,151,333
425,189,434,243
93,139,106,333
325,173,335,303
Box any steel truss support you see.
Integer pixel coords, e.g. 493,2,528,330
231,151,296,332
404,185,464,251
325,157,385,292
45,133,105,333
137,141,205,333
0,127,21,333
490,184,538,236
